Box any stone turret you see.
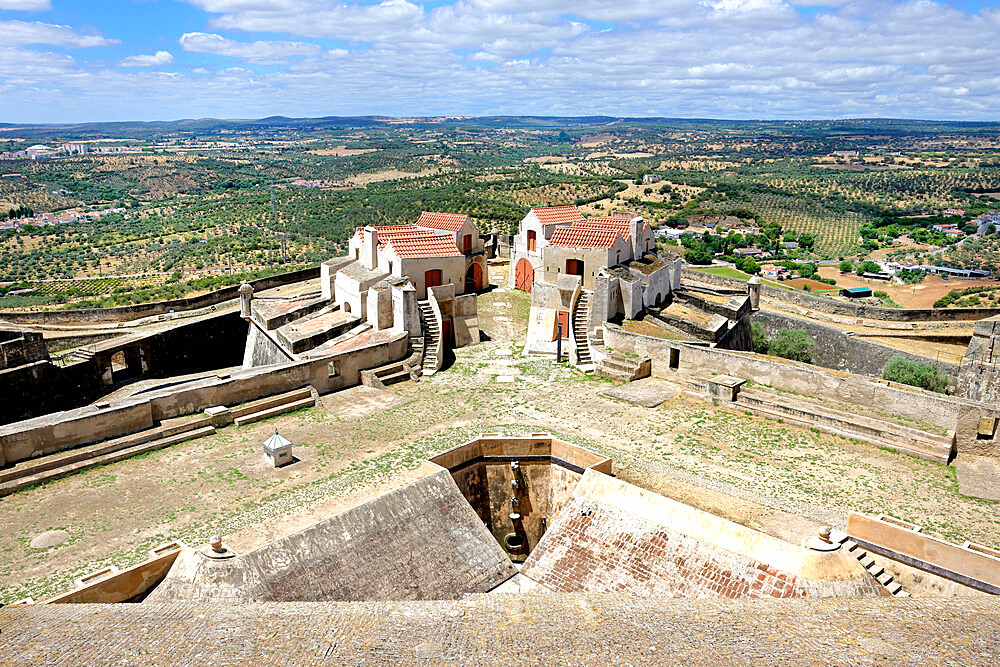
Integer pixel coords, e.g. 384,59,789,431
364,226,379,271
238,281,254,320
629,216,643,260
747,275,762,311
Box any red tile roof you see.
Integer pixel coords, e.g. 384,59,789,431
354,224,461,258
531,205,585,226
581,217,649,241
416,211,469,232
386,234,462,258
548,225,622,249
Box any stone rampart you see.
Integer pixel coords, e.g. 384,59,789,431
682,267,1000,322
146,469,517,602
0,266,320,326
602,323,1000,458
0,330,48,369
753,310,961,379
0,311,249,426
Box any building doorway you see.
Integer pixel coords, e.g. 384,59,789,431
463,234,472,254
527,230,537,252
566,258,584,277
514,258,534,292
465,263,483,293
425,269,443,290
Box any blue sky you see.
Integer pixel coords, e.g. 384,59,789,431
2,0,1000,123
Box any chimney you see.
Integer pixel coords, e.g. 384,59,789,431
364,226,379,270
630,216,643,260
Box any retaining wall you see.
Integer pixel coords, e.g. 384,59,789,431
753,310,961,379
603,323,1000,458
0,328,407,466
683,268,1000,322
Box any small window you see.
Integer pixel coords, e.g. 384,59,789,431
327,361,339,378
669,348,680,370
343,302,352,314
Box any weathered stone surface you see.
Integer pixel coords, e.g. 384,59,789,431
955,455,1000,501
3,596,1000,664
146,470,516,602
599,377,677,407
522,470,885,599
29,530,69,549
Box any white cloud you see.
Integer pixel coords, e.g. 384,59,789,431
179,32,321,64
0,20,117,47
4,1,1000,121
120,51,175,67
0,0,51,9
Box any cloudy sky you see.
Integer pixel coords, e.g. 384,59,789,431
1,0,999,123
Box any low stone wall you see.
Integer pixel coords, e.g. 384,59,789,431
753,310,961,379
0,266,320,326
602,323,1000,458
0,329,407,466
683,268,1000,322
846,513,1000,594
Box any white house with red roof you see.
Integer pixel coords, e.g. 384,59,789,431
508,205,586,291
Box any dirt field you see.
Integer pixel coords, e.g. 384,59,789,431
816,266,1000,309
307,146,378,156
1,282,996,604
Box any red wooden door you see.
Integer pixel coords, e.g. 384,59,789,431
465,263,483,292
557,310,569,339
463,234,472,254
442,318,452,347
566,258,584,276
425,269,443,289
527,230,537,252
514,258,533,292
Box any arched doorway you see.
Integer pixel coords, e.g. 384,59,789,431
514,258,534,292
465,262,483,293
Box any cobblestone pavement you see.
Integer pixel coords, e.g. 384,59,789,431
2,595,999,665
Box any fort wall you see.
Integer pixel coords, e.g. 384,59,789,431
145,470,517,602
603,323,1000,458
0,266,320,326
0,329,407,466
753,310,961,379
682,268,1000,322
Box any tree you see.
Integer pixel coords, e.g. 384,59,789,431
767,329,813,363
881,356,948,394
856,260,880,276
797,262,818,278
962,223,978,235
751,322,770,354
839,259,854,273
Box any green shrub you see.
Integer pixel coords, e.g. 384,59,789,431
751,322,770,354
767,329,813,363
881,355,948,393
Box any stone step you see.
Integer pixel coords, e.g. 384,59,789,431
885,581,903,595
379,370,412,386
232,396,315,427
860,555,876,569
0,426,217,498
876,572,894,586
596,366,632,382
866,563,885,578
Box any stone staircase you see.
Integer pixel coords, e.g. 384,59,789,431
595,350,651,383
274,306,360,355
63,347,97,364
417,300,440,375
360,349,423,389
734,387,955,464
830,529,910,598
572,291,593,369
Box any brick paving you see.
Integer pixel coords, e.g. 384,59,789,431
2,595,999,665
